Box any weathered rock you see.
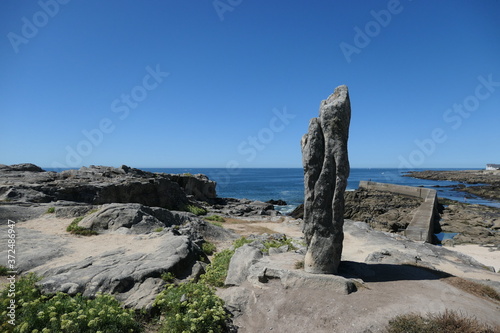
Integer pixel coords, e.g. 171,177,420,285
79,203,196,234
225,245,263,286
0,163,44,172
35,232,203,309
266,199,287,206
210,198,277,217
0,164,219,210
168,173,217,202
301,85,351,274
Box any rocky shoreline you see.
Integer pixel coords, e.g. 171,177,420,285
1,164,500,332
404,169,500,202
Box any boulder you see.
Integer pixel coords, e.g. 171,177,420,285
225,245,263,286
301,85,351,274
35,232,203,309
79,203,196,234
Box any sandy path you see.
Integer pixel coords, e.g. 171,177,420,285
449,244,500,272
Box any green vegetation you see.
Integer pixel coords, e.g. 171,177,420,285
182,173,193,177
199,236,253,288
66,217,97,236
154,227,164,233
0,273,141,333
161,272,176,283
46,207,55,214
232,236,253,249
262,236,297,254
185,205,208,216
204,215,225,223
200,249,234,288
153,281,229,333
0,265,8,276
209,222,223,228
386,310,499,333
202,242,217,256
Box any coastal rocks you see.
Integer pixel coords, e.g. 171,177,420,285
0,164,192,209
35,232,204,309
438,201,500,245
210,198,277,217
78,203,197,234
344,188,423,232
266,199,287,206
0,163,44,172
301,85,351,274
168,173,217,202
404,169,500,201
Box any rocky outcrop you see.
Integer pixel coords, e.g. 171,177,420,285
0,163,44,172
79,203,197,234
168,173,217,202
438,200,500,245
344,188,423,233
404,169,500,201
210,198,277,217
301,85,351,274
0,165,191,209
36,232,203,309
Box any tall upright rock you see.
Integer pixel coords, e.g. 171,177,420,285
301,85,351,274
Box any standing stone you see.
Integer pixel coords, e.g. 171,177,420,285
301,85,351,274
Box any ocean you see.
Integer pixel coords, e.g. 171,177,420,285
144,168,500,212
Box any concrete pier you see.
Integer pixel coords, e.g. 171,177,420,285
358,181,438,243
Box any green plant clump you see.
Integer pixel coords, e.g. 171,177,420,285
262,237,297,254
66,217,97,236
204,215,225,223
154,227,164,233
202,242,217,256
46,207,55,214
209,222,223,228
185,205,207,216
153,281,229,333
0,273,142,333
200,249,234,288
232,237,253,249
0,265,9,276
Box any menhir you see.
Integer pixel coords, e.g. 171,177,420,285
301,85,351,274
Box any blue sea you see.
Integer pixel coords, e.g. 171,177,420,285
143,168,500,212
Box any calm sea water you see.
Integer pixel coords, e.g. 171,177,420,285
144,168,500,211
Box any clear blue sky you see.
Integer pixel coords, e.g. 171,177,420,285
1,1,499,169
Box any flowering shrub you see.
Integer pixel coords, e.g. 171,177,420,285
153,281,229,333
0,273,141,333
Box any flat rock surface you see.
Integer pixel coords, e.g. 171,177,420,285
0,214,204,309
218,218,500,333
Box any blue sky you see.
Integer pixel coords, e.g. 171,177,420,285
1,1,499,169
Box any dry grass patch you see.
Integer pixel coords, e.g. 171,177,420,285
443,276,500,303
386,310,500,333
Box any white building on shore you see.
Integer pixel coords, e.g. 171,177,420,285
486,164,500,170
